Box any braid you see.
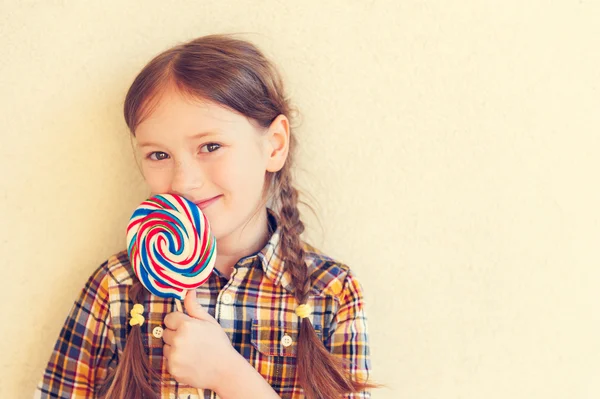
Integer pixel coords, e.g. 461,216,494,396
97,280,160,399
278,173,311,306
274,166,379,399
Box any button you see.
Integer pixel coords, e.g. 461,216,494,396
152,326,164,339
281,334,293,347
222,293,233,305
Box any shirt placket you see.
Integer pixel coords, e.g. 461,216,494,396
210,267,241,399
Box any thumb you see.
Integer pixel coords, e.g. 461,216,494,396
183,289,218,324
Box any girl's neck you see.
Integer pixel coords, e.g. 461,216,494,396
213,209,270,280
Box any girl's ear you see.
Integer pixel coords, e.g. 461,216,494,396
264,114,290,173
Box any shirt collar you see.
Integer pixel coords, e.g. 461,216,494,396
235,207,292,292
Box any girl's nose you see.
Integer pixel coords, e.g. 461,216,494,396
171,160,204,195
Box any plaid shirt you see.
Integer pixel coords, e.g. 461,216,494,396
35,208,372,398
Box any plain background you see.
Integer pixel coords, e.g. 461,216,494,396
1,1,599,398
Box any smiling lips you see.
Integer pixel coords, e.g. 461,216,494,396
194,195,221,209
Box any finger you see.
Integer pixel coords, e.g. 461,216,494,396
163,343,172,359
164,311,188,330
161,327,174,345
184,289,218,325
163,345,178,378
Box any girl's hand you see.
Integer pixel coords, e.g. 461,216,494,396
162,290,240,391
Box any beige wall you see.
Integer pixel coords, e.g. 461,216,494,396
1,1,599,398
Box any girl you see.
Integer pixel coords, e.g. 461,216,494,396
35,33,377,399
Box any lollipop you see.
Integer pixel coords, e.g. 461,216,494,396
126,193,217,309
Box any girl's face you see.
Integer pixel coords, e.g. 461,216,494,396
133,87,288,241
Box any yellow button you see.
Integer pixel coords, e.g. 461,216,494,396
281,334,293,347
152,326,164,338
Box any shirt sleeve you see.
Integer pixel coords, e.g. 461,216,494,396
327,270,373,399
34,261,117,398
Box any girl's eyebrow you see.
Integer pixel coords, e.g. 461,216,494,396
138,130,222,148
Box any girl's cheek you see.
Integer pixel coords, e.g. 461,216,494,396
143,168,172,192
207,159,233,182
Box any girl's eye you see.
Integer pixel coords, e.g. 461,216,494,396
200,143,221,153
147,151,169,161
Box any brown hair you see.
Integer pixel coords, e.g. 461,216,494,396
102,33,381,399
97,281,160,399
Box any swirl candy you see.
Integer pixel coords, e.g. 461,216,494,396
126,193,217,300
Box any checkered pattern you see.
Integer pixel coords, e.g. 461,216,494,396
35,208,372,398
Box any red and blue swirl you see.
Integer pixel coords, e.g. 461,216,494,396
126,193,216,300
